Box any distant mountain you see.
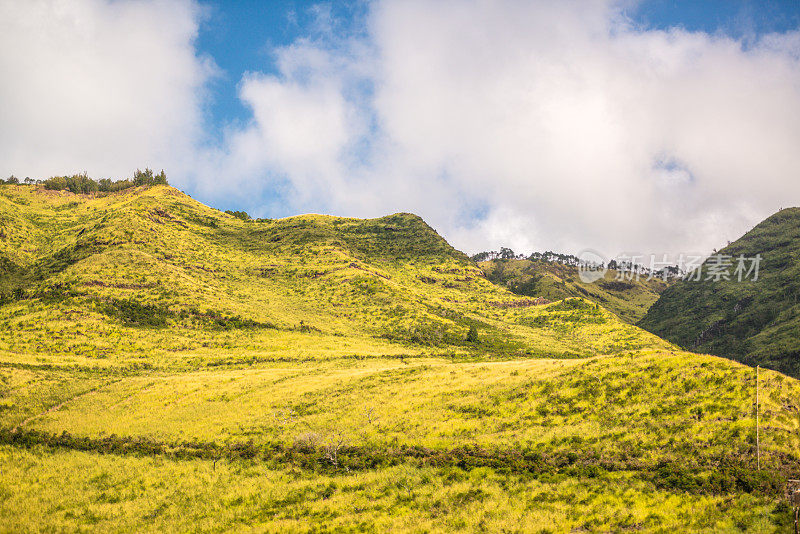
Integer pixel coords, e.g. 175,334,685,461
639,208,800,377
479,258,672,323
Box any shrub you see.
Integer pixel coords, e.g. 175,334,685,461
102,299,169,327
225,210,251,221
133,168,167,186
466,324,479,343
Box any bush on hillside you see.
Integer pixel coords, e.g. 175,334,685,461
466,324,479,343
132,168,168,186
225,210,252,221
43,173,101,194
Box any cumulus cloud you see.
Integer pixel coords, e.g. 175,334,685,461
202,0,800,257
0,0,213,180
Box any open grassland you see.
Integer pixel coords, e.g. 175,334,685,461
1,185,799,531
0,184,668,361
6,352,799,467
3,349,800,531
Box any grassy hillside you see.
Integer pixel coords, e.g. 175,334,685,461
480,258,671,323
1,184,799,531
640,207,800,378
0,183,668,362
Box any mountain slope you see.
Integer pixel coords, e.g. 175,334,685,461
479,258,671,323
640,207,800,377
0,183,668,364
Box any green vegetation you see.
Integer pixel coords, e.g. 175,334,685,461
224,209,251,221
640,207,800,378
40,168,167,194
2,445,789,532
480,257,671,323
0,185,798,531
0,183,648,360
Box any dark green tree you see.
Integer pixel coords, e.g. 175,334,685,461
499,247,515,260
225,210,251,221
466,324,479,343
133,168,154,185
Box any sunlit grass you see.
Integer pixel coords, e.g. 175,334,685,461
0,446,788,533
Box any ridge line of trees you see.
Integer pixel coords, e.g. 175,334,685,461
472,247,684,278
471,248,576,263
1,169,167,193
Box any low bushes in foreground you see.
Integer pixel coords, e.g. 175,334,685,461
0,427,787,497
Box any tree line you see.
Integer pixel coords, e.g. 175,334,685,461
1,169,168,193
471,248,583,265
472,247,684,279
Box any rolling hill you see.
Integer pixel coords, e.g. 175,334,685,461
0,183,668,363
1,183,799,532
479,258,672,323
640,207,800,378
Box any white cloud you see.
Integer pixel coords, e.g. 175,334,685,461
0,0,213,180
203,0,800,257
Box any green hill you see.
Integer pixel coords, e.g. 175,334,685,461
480,258,671,323
1,184,799,532
0,183,667,362
639,207,800,378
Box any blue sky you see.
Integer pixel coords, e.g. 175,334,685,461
632,0,800,36
3,0,800,256
197,1,370,136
